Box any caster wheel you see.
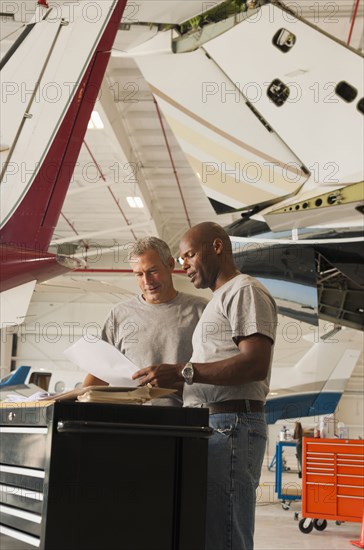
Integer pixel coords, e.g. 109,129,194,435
294,512,299,521
299,518,314,534
313,519,327,531
282,501,290,510
335,521,342,526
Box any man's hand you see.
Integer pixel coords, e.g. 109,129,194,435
132,363,183,388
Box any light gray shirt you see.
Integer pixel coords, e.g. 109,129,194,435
102,292,208,405
184,274,278,407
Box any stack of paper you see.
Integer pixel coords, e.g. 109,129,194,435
77,386,176,404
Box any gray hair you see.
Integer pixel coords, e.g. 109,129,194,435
127,237,172,267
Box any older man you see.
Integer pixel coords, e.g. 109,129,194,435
133,222,278,549
83,236,208,406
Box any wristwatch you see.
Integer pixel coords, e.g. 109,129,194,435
181,362,194,385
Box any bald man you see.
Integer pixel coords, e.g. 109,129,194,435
133,222,278,550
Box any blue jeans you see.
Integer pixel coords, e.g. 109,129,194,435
205,411,267,550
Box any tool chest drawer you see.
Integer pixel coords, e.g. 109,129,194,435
302,438,364,522
0,401,211,550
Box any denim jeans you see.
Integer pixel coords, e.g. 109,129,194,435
205,411,267,550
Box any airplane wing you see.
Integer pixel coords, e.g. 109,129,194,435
229,230,364,331
0,0,129,324
0,0,362,336
126,1,363,225
266,328,362,423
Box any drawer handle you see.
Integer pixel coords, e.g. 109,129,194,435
57,420,213,438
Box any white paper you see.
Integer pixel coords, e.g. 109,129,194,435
3,391,50,403
63,338,139,387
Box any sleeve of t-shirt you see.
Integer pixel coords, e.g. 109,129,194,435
101,310,115,345
226,285,277,344
197,297,209,315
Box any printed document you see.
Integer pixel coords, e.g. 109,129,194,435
64,338,139,387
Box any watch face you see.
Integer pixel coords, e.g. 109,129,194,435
182,364,194,384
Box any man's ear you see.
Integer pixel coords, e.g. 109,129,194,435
168,256,175,271
212,238,223,255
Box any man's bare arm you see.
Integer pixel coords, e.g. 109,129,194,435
133,334,273,387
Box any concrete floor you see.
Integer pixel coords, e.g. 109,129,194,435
1,468,362,550
255,467,362,550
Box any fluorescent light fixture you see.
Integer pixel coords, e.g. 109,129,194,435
134,196,143,208
127,196,144,208
87,111,104,130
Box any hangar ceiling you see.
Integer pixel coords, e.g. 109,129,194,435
0,0,362,392
0,0,362,307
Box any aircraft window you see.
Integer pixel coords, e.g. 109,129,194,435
357,98,364,114
55,381,65,393
272,29,296,52
267,79,290,106
335,81,358,103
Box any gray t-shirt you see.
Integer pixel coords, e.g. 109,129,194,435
102,292,208,405
184,274,278,407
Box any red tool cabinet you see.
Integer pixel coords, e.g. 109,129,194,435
299,437,364,533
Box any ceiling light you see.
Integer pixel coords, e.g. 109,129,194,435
127,196,144,208
134,196,143,208
87,111,104,130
